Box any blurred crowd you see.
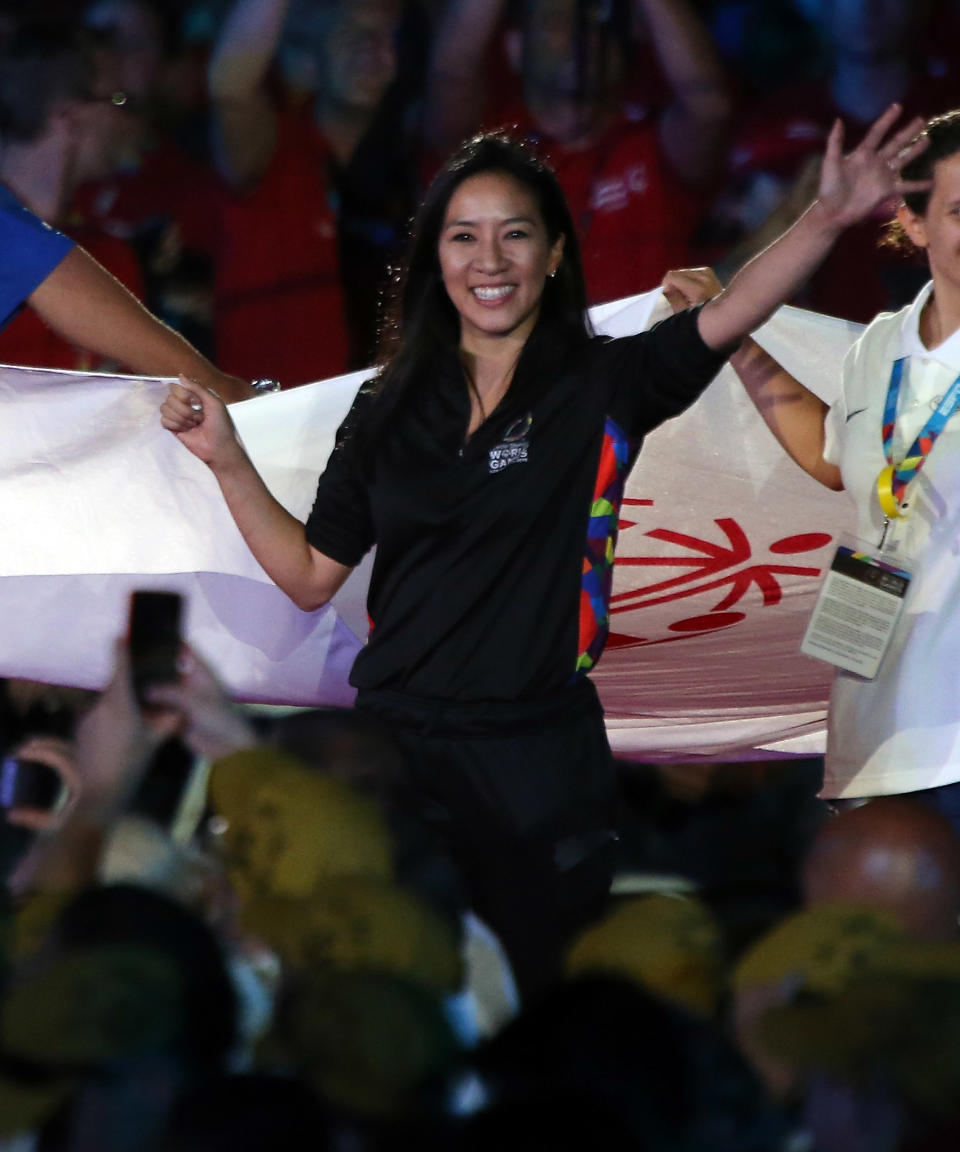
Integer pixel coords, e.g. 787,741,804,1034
3,617,960,1150
4,0,960,385
4,1,960,1150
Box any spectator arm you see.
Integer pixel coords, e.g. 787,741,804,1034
634,0,732,187
28,247,255,402
208,0,290,190
423,0,509,151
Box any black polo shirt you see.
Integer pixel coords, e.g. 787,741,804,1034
305,305,728,701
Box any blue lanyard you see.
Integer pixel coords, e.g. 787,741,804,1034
877,357,960,517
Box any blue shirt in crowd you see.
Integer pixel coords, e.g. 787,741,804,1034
0,185,74,331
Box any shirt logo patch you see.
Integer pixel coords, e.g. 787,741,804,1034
489,413,532,474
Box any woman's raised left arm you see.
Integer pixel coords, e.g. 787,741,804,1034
696,104,929,352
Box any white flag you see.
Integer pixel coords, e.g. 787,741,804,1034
0,293,862,757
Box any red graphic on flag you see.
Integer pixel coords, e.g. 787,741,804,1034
606,506,832,649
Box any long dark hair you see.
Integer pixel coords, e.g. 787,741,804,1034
359,132,593,464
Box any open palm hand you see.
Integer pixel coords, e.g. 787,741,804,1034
818,104,931,229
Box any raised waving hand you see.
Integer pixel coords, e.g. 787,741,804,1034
697,104,930,352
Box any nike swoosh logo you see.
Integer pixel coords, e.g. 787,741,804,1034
846,408,867,422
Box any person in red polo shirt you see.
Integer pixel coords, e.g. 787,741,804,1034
423,0,733,307
208,0,425,386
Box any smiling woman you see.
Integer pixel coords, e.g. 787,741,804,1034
438,170,565,433
161,116,926,999
438,172,565,346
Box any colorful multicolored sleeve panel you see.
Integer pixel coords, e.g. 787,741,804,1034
576,416,635,675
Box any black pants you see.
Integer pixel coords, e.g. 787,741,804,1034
355,679,618,1002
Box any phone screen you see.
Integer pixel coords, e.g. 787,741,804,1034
129,591,183,707
0,756,65,810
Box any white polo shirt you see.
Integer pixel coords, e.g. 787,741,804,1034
822,281,960,797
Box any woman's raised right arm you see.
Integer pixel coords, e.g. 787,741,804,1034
696,106,928,352
161,379,352,611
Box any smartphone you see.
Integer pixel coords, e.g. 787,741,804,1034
0,755,65,811
129,590,183,708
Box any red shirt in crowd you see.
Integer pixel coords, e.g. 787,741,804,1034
211,107,348,388
543,110,702,305
479,92,703,307
73,134,223,261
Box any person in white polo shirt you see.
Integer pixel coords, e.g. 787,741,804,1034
726,108,960,829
